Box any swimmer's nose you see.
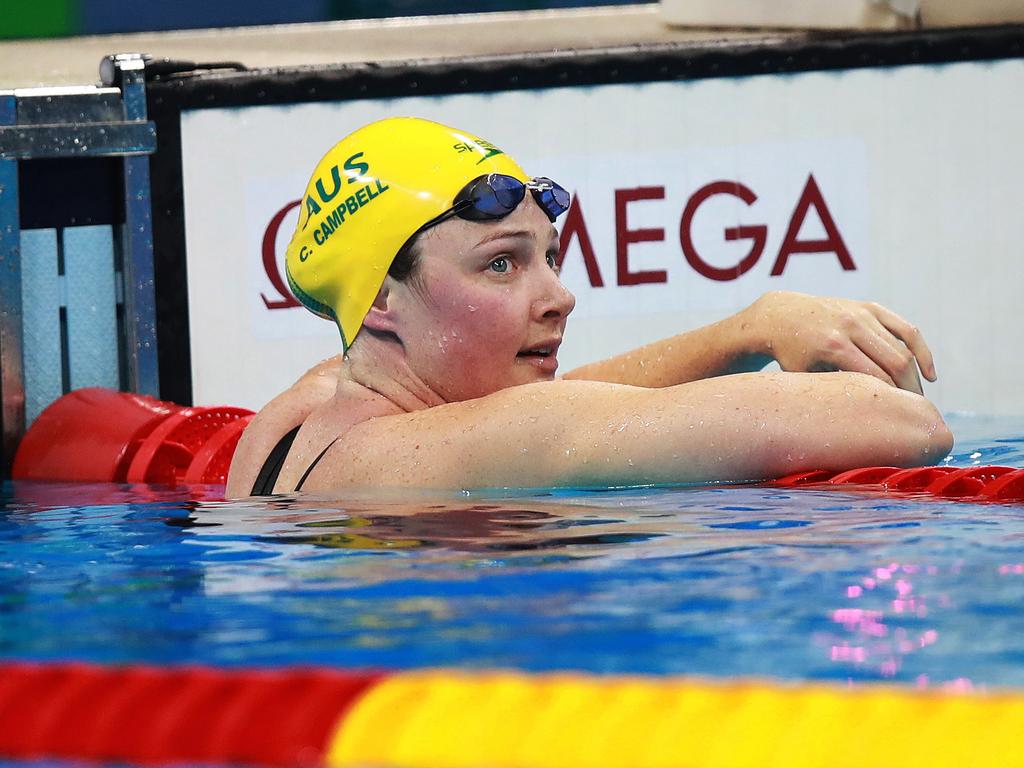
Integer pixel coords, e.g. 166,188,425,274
535,266,576,321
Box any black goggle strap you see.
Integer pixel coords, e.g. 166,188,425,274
412,201,469,234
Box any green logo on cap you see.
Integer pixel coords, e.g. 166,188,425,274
453,139,505,164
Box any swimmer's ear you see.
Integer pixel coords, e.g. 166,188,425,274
362,279,398,333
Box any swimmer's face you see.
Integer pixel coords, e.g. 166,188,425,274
390,194,576,402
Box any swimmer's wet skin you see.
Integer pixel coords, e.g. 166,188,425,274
289,372,949,490
225,118,951,497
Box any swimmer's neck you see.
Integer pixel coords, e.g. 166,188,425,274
343,331,448,412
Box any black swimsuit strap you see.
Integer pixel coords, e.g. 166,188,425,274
250,425,300,497
294,437,341,492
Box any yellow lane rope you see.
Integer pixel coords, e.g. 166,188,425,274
328,671,1024,768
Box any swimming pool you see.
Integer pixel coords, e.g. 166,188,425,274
2,413,1022,679
2,413,1024,764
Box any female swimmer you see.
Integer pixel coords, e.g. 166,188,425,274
226,117,951,496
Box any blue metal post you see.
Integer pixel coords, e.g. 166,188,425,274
0,91,24,473
116,55,160,399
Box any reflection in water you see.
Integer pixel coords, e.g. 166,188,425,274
141,484,1024,688
185,497,678,559
278,507,665,552
826,561,954,686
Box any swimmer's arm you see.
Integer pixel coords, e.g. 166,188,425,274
562,311,763,388
225,355,344,497
564,292,937,394
301,372,952,491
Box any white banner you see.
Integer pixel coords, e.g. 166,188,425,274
540,140,869,318
182,60,1024,414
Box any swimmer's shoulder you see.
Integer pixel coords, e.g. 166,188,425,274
225,356,345,498
268,379,403,494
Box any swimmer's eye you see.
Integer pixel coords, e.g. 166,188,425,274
489,256,511,274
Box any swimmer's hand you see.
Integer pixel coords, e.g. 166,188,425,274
740,291,937,394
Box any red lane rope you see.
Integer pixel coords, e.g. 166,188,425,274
0,662,382,766
12,389,254,486
772,465,1024,502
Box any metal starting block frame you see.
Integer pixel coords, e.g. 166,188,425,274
0,53,159,474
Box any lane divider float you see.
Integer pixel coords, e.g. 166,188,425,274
3,662,1024,768
773,464,1024,502
12,387,253,486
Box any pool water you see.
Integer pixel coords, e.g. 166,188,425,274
2,414,1024,690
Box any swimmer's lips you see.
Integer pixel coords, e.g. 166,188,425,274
516,339,561,373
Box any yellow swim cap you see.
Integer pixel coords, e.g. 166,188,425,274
285,116,529,350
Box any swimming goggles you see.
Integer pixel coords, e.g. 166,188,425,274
419,173,571,235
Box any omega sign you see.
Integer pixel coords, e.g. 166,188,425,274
259,172,854,308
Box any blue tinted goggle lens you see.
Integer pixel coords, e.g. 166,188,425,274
462,174,526,218
456,174,570,223
531,177,571,221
